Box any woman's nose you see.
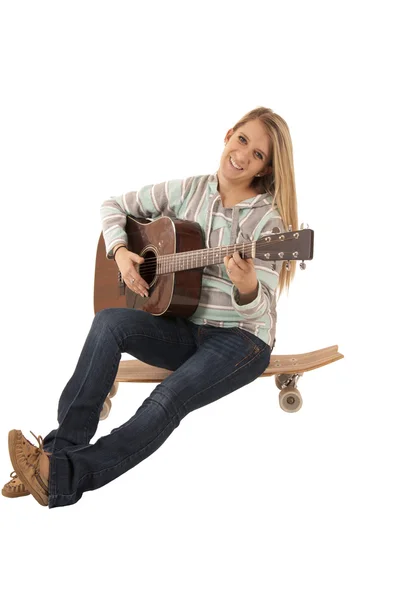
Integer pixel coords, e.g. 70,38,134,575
235,150,249,164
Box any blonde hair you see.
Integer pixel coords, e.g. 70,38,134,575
232,107,299,295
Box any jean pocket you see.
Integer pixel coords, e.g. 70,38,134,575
234,327,269,353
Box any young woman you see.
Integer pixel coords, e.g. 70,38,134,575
4,106,298,508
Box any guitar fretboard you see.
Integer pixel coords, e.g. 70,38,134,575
156,241,255,274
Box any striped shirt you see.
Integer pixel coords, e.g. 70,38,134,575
100,173,284,346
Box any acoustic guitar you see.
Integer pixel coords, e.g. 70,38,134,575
94,216,314,317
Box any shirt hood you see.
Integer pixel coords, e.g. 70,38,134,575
205,173,276,248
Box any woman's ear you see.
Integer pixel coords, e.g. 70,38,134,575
224,128,234,144
259,165,273,176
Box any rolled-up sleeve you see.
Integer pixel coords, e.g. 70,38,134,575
231,280,268,319
100,179,189,258
230,214,284,318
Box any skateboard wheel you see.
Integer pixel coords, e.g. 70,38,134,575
109,382,119,398
100,396,112,420
279,387,303,413
275,374,291,390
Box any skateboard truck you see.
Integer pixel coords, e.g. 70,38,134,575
274,373,303,412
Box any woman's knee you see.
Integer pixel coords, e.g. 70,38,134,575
91,308,137,344
93,307,139,330
92,308,156,350
91,308,116,333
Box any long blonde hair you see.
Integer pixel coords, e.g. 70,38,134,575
232,107,299,295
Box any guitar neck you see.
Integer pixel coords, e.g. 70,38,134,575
156,242,254,274
134,226,313,276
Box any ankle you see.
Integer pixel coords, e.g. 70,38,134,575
39,453,50,484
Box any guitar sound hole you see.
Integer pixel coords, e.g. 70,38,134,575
139,250,157,287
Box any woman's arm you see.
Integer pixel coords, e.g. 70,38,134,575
100,179,190,259
229,214,284,315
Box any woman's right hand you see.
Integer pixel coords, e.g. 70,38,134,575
115,248,149,297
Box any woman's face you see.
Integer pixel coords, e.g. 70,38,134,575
219,119,272,189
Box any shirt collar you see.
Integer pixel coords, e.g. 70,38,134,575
208,172,272,207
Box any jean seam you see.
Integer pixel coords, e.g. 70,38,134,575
50,325,121,483
83,345,121,444
232,328,266,368
119,329,196,348
234,326,265,352
51,345,269,499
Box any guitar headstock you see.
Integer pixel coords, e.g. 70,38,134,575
255,227,314,265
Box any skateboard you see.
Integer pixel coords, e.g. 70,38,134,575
99,345,343,417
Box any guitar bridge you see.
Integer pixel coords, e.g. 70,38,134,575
118,270,125,295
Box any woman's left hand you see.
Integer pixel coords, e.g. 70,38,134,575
224,251,258,295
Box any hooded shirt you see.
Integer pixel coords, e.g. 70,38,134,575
100,173,284,346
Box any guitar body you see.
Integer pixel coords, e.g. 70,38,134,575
94,215,314,318
94,216,205,317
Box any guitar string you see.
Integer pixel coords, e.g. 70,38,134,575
126,237,306,277
132,239,303,274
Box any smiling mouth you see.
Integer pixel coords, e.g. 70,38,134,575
229,156,243,171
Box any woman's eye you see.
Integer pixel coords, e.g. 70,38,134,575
238,135,263,159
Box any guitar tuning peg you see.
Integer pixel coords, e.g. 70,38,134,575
300,223,309,230
285,261,291,271
300,261,306,270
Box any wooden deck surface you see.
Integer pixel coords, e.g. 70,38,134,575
115,345,344,382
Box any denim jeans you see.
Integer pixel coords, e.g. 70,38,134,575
42,308,271,508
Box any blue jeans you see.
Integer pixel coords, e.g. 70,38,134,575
42,308,271,508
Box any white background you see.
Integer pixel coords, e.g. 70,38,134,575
0,1,400,598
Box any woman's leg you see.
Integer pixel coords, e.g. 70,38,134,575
48,325,271,508
42,308,199,454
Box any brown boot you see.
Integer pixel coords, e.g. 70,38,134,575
2,436,38,499
2,472,30,498
8,430,50,506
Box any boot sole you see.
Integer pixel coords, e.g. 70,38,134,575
8,430,48,506
2,487,30,498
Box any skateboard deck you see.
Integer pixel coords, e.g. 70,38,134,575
98,345,343,417
115,345,343,382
